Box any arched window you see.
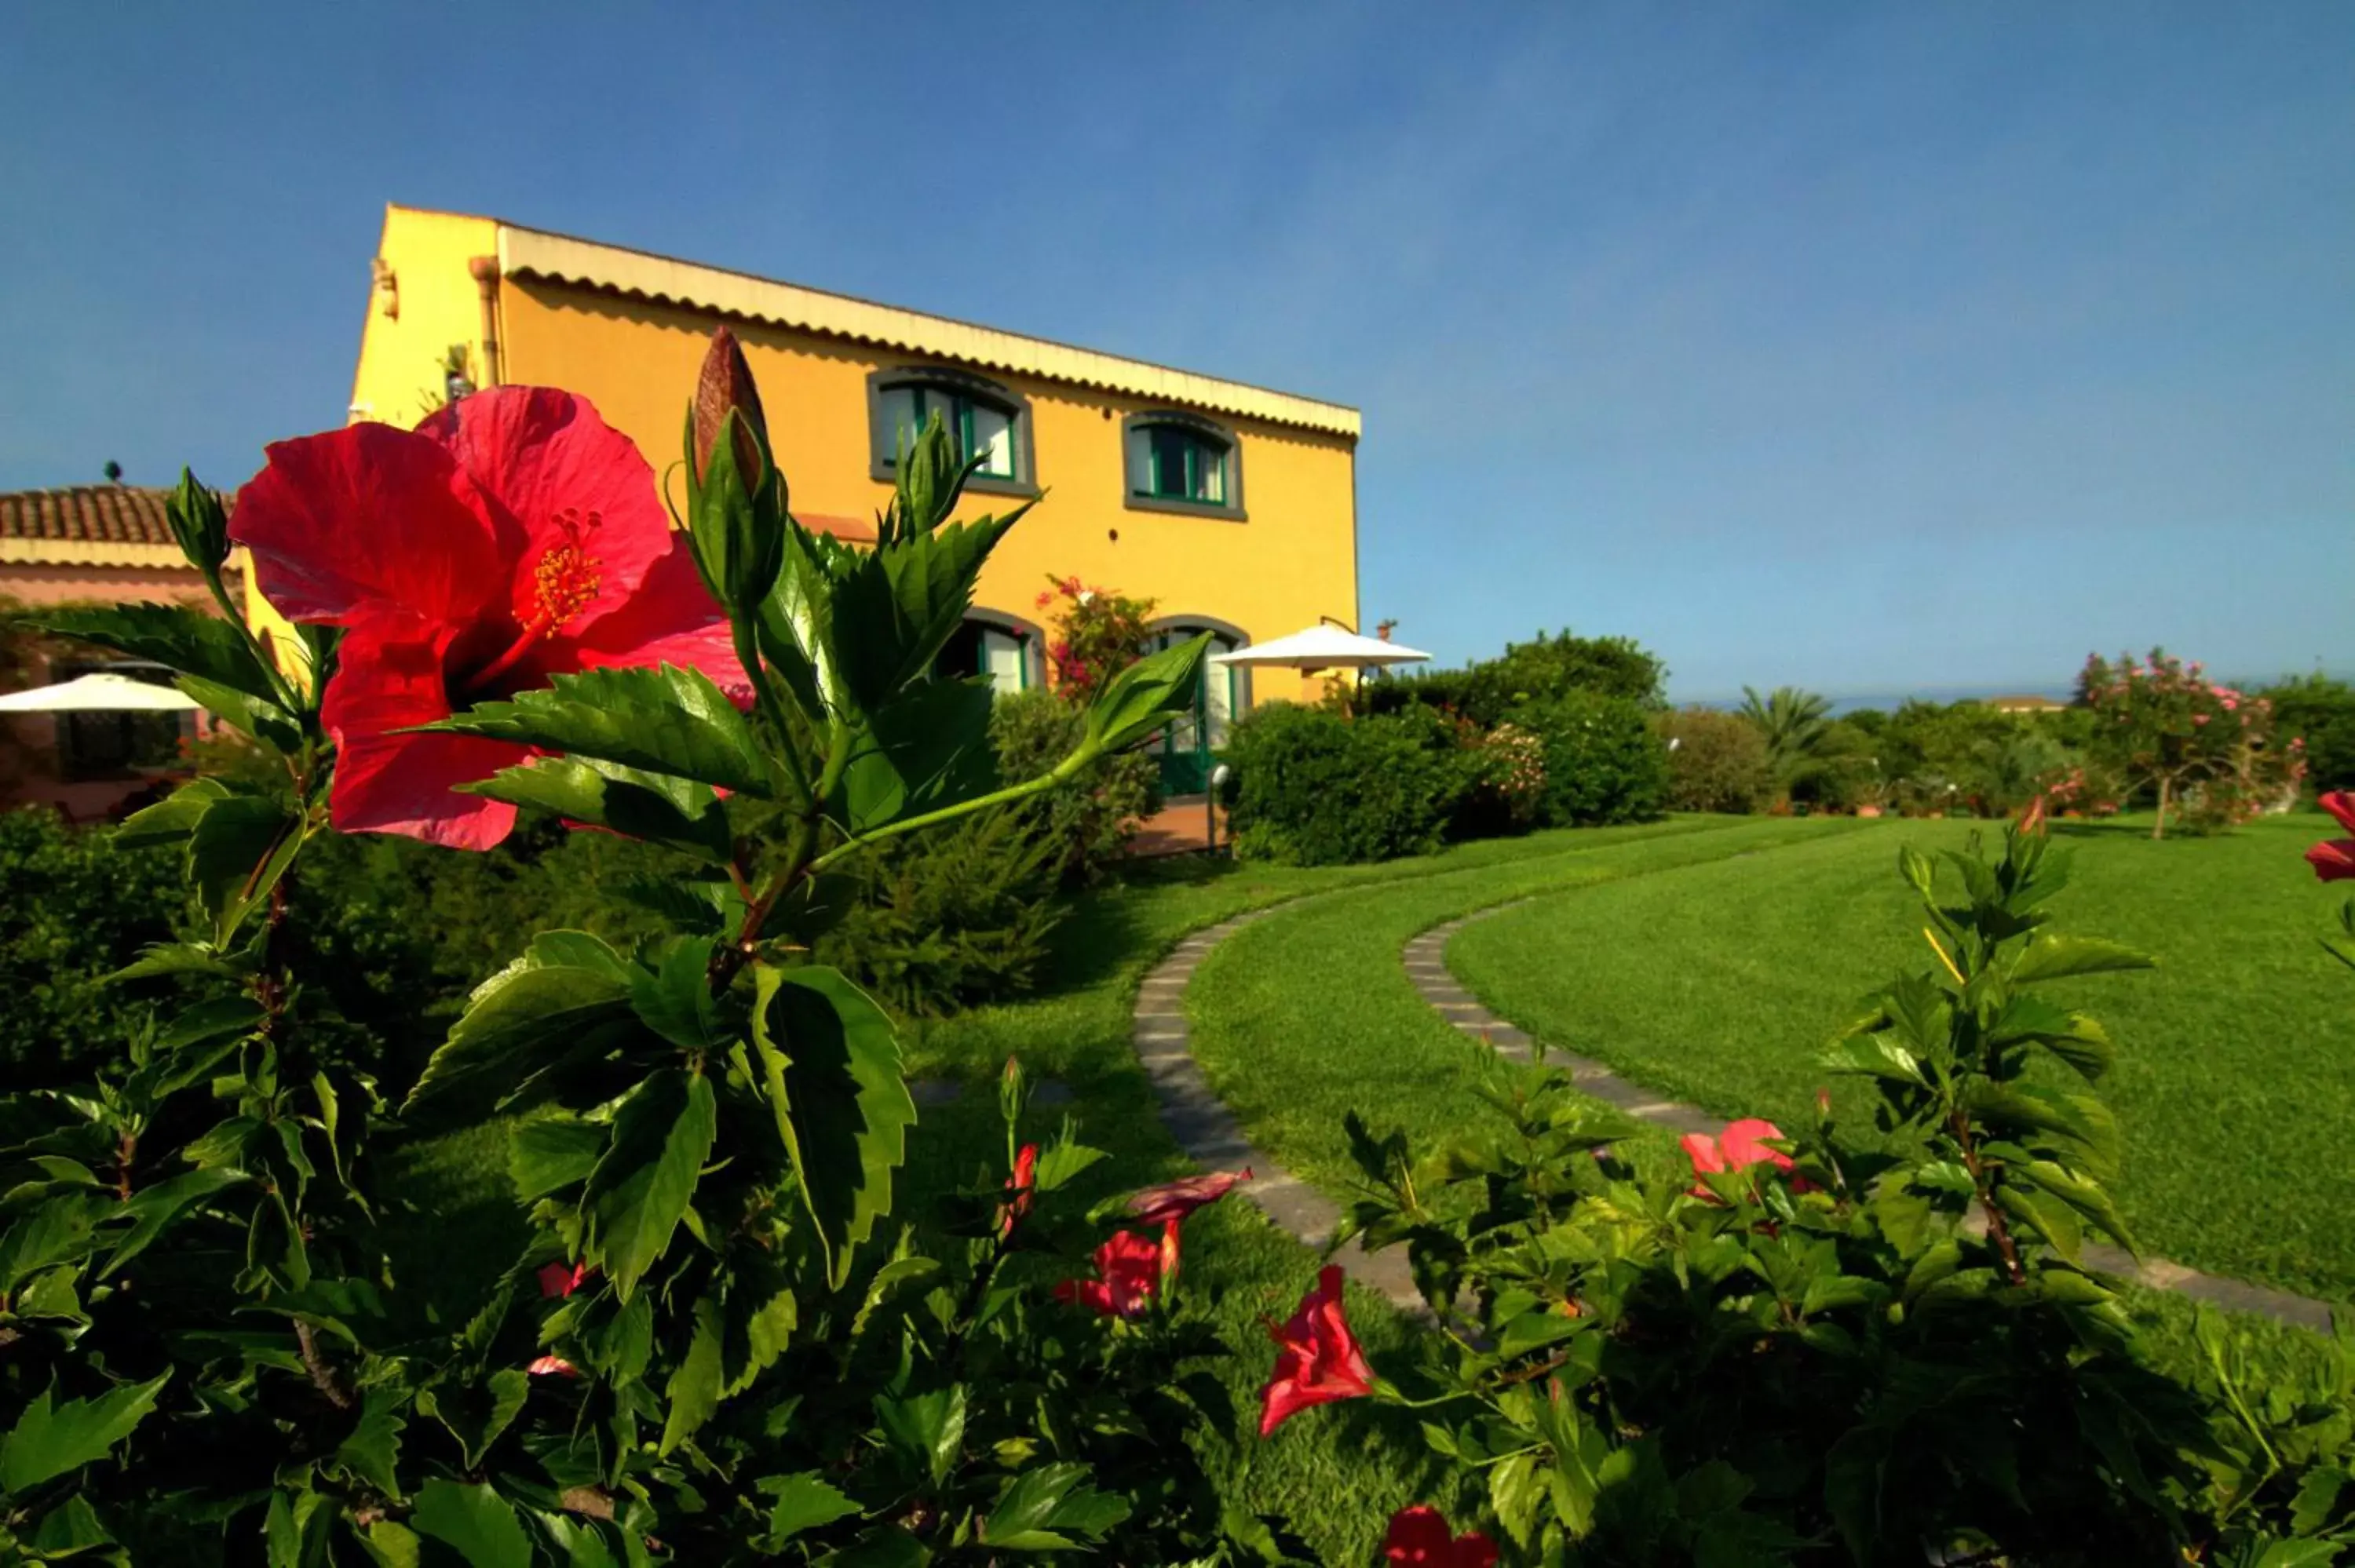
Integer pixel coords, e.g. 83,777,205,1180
1123,412,1244,518
935,611,1044,696
869,367,1034,492
1145,617,1250,794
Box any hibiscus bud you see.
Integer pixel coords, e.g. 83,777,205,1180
684,328,785,613
692,327,769,488
166,467,230,574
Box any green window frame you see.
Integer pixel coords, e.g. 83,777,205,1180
1137,425,1229,504
878,382,1020,482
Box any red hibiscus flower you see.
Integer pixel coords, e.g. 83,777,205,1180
2308,793,2355,884
1382,1506,1499,1568
1123,1168,1251,1230
538,1260,593,1300
1053,1229,1163,1318
1681,1118,1812,1200
231,388,742,849
525,1355,581,1379
1259,1265,1373,1437
999,1143,1041,1239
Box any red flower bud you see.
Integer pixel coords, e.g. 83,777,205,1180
692,326,769,486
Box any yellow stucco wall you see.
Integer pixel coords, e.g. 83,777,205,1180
497,279,1359,707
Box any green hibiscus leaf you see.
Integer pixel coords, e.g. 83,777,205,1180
405,931,638,1113
425,663,778,798
751,965,916,1287
0,1372,171,1494
581,1069,717,1301
411,1479,532,1568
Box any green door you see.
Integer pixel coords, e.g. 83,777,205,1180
1153,630,1238,797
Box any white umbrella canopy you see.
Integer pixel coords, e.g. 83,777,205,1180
1206,624,1432,673
0,673,203,713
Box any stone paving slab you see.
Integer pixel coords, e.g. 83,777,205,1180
1404,903,2336,1333
1127,910,1427,1312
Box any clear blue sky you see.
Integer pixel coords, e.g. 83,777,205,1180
3,3,2347,701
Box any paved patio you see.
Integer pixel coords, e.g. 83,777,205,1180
1127,793,1225,858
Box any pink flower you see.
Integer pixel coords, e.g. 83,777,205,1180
231,388,742,848
1259,1266,1373,1437
537,1260,593,1300
526,1355,581,1379
1681,1118,1812,1200
1123,1169,1251,1230
2308,793,2355,884
1054,1230,1163,1318
1382,1507,1499,1567
998,1143,1040,1239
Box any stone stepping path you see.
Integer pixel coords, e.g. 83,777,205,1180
1115,889,2336,1333
1130,912,1426,1311
1405,903,2335,1333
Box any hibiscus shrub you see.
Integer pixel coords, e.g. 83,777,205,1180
1248,811,2355,1561
0,334,1318,1564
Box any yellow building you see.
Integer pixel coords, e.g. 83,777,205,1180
315,203,1362,793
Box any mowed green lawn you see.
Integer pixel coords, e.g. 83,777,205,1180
1447,811,2355,1301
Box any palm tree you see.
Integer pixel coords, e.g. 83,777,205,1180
1738,685,1835,778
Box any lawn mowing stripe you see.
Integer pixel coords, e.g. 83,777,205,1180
1134,819,1836,1311
1402,896,2337,1332
1131,908,1426,1309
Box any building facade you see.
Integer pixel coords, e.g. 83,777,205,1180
312,205,1362,793
0,486,212,817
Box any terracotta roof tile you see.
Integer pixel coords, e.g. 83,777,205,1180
0,486,179,547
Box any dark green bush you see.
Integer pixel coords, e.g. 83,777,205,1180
1657,706,1774,813
2265,673,2355,793
1513,690,1668,826
818,802,1064,1014
0,808,184,1085
1365,627,1667,725
989,687,1159,885
1224,702,1461,864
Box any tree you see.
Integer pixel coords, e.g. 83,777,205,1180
2079,648,2297,839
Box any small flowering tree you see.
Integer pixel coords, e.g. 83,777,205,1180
1035,576,1156,704
2079,648,2300,837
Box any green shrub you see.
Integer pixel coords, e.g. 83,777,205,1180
1656,706,1773,813
2265,673,2355,793
0,808,184,1085
817,804,1065,1015
1224,702,1459,864
1512,690,1668,826
1366,627,1667,725
990,687,1159,885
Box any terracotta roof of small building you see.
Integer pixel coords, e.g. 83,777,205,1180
0,486,180,547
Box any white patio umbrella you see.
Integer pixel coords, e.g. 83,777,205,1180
0,673,203,713
1207,624,1432,674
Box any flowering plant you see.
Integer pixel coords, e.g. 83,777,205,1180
0,334,1270,1563
1035,575,1156,702
2079,648,2301,837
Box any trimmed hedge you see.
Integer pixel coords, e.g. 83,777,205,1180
1222,703,1461,865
